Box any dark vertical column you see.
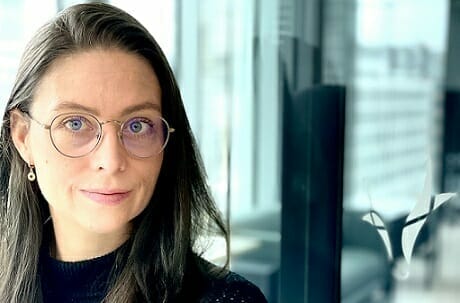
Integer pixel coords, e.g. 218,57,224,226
280,83,345,303
442,1,460,194
279,0,345,301
442,92,460,193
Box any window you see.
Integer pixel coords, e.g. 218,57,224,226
0,0,57,110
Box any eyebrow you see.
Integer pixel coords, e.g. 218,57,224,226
52,101,162,116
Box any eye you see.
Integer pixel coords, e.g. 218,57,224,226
66,119,83,131
126,118,153,135
61,116,93,132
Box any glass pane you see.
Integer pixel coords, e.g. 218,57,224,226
322,0,459,302
175,0,281,301
0,0,57,110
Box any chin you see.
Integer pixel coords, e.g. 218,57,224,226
80,217,132,236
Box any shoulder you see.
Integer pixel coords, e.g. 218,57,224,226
199,270,268,303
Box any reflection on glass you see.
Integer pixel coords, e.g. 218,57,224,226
400,163,455,267
363,160,457,282
362,210,394,261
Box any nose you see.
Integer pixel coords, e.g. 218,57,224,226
90,122,126,173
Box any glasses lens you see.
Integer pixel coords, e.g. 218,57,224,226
121,116,169,158
50,113,100,157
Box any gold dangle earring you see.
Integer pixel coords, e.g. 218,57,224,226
28,163,36,181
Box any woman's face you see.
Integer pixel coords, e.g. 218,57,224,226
17,49,164,237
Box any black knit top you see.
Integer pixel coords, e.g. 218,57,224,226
38,246,268,303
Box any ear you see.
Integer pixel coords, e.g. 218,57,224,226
10,109,33,164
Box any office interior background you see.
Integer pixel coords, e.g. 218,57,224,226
1,0,460,302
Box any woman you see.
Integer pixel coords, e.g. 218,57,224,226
0,3,267,303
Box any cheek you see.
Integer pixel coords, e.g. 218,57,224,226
138,160,163,198
29,129,56,163
31,141,78,203
35,159,76,201
34,148,71,180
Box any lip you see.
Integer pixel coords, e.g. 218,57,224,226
80,189,131,205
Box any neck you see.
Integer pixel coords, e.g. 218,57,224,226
49,217,131,262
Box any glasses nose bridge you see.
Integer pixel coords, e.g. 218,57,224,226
100,119,123,126
98,119,124,140
100,119,123,131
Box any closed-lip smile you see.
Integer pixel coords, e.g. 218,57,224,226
80,189,131,205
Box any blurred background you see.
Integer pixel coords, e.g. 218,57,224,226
2,0,460,302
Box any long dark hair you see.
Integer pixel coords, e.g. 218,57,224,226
0,3,228,302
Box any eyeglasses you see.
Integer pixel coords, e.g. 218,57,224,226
23,111,175,158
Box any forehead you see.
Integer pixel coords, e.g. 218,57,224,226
32,49,162,117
